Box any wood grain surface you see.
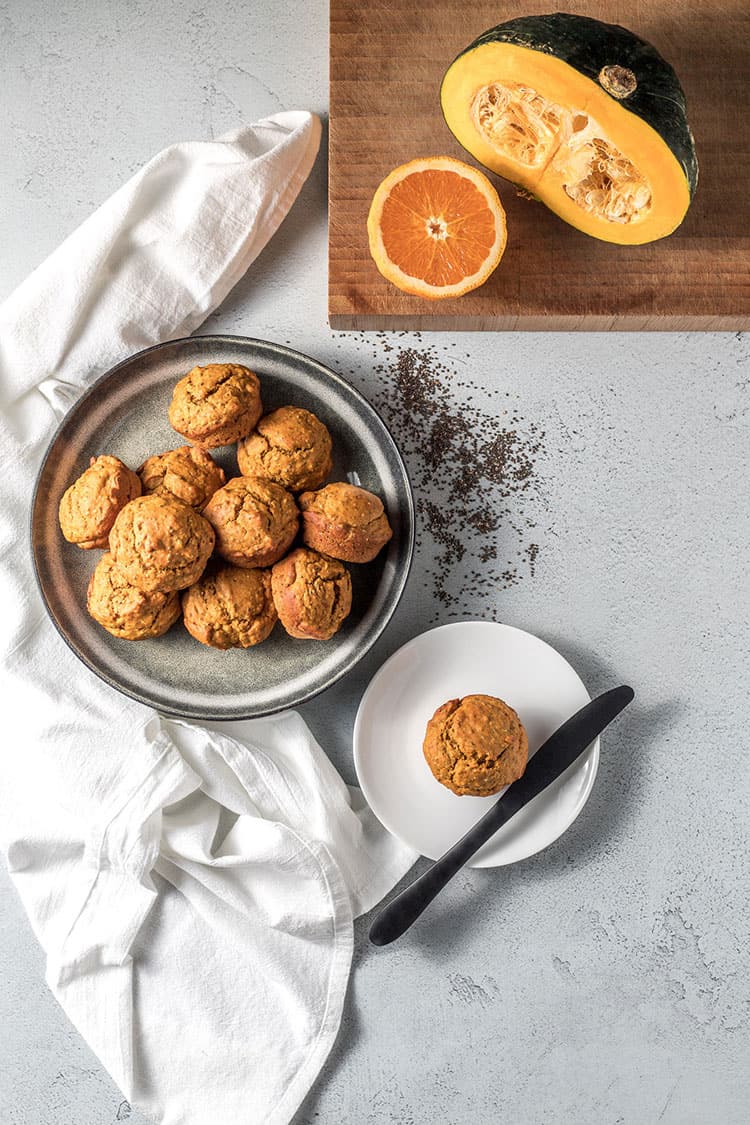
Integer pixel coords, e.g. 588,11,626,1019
329,0,750,330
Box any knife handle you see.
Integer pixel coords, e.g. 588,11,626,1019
369,685,634,946
369,811,511,946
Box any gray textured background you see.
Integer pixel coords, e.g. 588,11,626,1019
1,2,748,1123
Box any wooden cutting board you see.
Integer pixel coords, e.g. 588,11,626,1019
329,0,750,330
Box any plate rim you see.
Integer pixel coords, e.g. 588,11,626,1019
352,618,600,868
30,333,416,720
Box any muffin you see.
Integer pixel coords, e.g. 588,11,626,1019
182,564,277,649
271,547,352,640
87,552,181,640
237,406,333,492
423,694,528,796
138,445,225,511
299,482,392,563
58,455,141,549
202,476,298,569
108,494,215,593
168,363,263,447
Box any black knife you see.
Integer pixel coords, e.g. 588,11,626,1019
369,684,634,946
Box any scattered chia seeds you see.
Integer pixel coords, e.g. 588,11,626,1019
360,339,547,617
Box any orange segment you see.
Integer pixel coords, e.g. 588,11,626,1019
367,157,507,299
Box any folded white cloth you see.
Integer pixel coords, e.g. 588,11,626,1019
0,112,415,1125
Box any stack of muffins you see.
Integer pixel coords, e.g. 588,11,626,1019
58,362,393,648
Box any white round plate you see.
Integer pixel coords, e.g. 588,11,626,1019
353,621,599,867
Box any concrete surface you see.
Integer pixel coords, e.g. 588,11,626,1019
1,2,748,1123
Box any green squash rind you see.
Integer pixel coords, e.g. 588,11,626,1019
447,12,699,197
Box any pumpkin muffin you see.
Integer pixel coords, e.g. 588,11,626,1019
168,363,263,447
202,476,298,569
58,455,141,549
87,552,181,640
423,694,528,797
108,494,215,593
236,406,333,492
138,445,225,511
298,482,392,563
271,547,352,640
182,564,277,649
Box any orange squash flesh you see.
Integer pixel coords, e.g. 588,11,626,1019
441,17,697,245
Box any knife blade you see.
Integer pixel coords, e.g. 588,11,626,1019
369,684,634,946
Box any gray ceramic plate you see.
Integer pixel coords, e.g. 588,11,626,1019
31,335,414,719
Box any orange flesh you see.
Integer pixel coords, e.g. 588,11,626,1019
379,170,498,285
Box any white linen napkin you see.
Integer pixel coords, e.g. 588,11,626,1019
0,111,415,1125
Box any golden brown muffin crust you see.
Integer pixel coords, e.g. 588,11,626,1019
168,363,263,447
58,455,141,549
202,476,299,569
86,552,181,639
423,694,528,796
298,481,392,563
138,445,225,510
271,547,352,640
108,494,215,593
182,564,277,649
237,406,333,492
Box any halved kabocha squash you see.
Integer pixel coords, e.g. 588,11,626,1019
440,13,698,245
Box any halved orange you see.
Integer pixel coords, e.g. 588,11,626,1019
367,156,507,300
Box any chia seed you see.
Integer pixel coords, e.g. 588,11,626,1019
336,335,547,618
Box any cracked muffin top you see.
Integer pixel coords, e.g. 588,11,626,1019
58,455,141,549
202,475,299,569
182,563,277,649
271,547,352,640
108,494,215,594
168,363,263,447
138,445,225,511
422,694,528,797
86,552,181,640
298,481,392,563
236,406,333,492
